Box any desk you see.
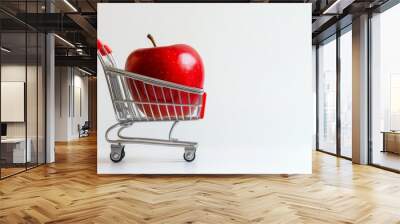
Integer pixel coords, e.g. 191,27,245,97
1,138,31,163
382,131,400,154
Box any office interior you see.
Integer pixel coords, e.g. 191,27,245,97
1,0,400,222
0,6,46,177
316,3,400,171
0,0,97,179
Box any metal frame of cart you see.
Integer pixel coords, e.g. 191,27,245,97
97,39,206,163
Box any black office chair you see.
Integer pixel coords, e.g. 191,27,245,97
79,121,90,138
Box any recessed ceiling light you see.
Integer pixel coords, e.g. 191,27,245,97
54,34,75,48
78,67,92,76
322,0,354,15
63,0,78,12
1,47,11,53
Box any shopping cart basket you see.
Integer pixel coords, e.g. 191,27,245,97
97,39,207,163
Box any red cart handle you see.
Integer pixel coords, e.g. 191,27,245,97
97,39,112,56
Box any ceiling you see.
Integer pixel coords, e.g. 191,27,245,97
0,0,394,73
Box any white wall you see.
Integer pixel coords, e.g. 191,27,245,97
1,65,38,138
71,73,89,138
98,4,312,174
55,67,89,141
1,65,26,134
1,82,25,122
1,65,27,147
55,67,69,141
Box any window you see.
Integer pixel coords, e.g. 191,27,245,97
370,3,400,171
317,37,337,154
340,29,352,158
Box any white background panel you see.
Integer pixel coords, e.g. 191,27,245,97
97,3,312,174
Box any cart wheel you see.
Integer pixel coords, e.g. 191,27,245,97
183,147,196,162
110,144,125,163
110,152,123,163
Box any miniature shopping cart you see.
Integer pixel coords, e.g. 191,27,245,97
97,39,206,163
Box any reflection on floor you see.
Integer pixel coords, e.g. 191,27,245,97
341,147,352,158
373,150,400,171
1,135,400,223
0,163,41,179
0,167,25,177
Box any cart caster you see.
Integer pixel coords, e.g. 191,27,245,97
183,147,196,162
110,144,125,163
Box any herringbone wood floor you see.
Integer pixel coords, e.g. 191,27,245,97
1,135,400,224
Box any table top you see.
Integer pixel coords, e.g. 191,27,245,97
381,131,400,134
1,138,30,143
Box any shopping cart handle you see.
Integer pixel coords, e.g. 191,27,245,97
200,92,207,119
97,39,112,56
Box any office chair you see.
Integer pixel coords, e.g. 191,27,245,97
79,121,90,138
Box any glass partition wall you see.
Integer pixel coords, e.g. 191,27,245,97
370,3,400,171
316,27,352,159
0,2,46,179
0,31,27,177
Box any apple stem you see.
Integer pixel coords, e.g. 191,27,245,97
147,34,157,47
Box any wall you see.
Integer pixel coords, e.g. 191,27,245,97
55,67,69,141
72,72,89,138
98,4,312,174
1,64,42,138
1,65,26,138
54,67,89,141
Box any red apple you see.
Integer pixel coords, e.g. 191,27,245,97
125,34,204,119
